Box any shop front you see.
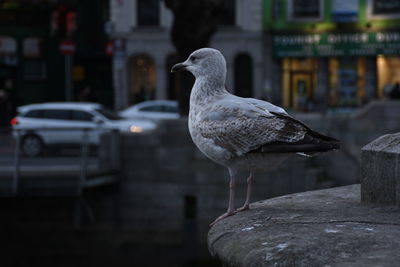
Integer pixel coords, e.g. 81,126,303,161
273,31,400,111
281,57,317,111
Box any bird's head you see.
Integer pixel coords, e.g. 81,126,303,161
171,48,227,82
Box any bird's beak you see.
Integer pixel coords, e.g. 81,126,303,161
171,62,187,73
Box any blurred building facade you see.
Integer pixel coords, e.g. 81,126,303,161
0,0,113,109
264,0,400,112
5,0,400,114
0,1,58,110
110,0,264,109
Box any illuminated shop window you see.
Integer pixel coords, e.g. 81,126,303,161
328,57,366,107
377,55,400,98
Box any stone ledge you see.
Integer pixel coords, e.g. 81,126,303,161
208,185,400,266
361,132,400,205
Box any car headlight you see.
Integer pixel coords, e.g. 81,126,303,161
130,125,143,133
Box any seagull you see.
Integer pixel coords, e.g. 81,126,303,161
171,48,340,226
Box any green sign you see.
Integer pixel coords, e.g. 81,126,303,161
273,32,400,57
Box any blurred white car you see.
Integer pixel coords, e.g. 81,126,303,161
11,102,156,156
119,100,180,121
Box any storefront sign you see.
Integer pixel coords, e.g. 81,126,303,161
273,32,400,57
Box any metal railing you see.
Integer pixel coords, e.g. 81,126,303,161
11,127,120,196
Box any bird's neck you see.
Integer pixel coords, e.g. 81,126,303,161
190,76,228,106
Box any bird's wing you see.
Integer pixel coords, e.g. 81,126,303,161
198,96,307,156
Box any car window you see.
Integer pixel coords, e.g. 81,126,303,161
71,110,94,121
42,109,71,120
95,108,121,120
163,105,179,113
24,109,43,118
140,105,163,112
140,105,178,113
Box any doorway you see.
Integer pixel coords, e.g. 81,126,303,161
234,53,253,97
291,72,313,111
129,55,156,104
281,58,317,111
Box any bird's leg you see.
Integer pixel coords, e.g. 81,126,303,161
236,172,253,213
210,169,236,226
227,176,236,213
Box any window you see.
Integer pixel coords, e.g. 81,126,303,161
95,108,121,120
377,56,400,98
24,110,43,118
140,104,178,113
23,37,43,58
0,36,17,66
273,0,281,20
367,0,400,19
164,105,178,113
328,57,366,107
42,109,70,120
287,0,323,21
140,105,163,112
221,0,236,26
71,110,94,121
137,0,160,26
331,0,358,22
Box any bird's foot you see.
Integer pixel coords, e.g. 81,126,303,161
235,204,250,213
209,211,235,227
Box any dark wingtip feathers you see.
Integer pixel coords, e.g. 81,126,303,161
251,112,340,154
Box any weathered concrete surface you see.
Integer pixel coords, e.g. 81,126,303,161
208,185,400,267
361,133,400,205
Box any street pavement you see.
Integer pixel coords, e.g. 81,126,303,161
0,133,98,172
0,132,13,156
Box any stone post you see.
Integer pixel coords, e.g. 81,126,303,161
361,132,400,205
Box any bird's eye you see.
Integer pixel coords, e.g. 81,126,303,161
190,56,197,62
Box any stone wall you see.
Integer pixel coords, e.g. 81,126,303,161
296,100,400,185
107,119,317,245
99,100,400,246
